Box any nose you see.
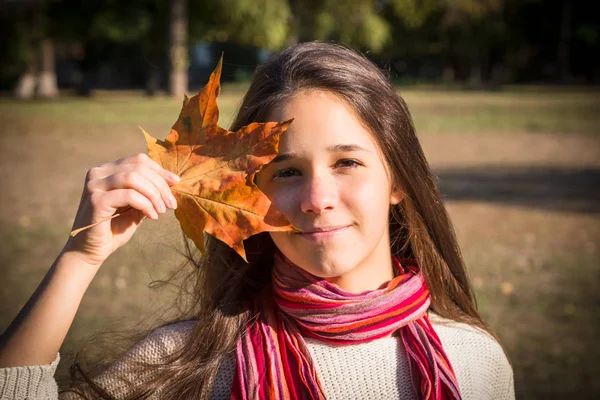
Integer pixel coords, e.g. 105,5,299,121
300,173,339,214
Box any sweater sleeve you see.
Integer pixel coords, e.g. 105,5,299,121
0,320,197,400
59,320,197,400
0,352,61,399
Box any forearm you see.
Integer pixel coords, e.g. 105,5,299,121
0,249,100,367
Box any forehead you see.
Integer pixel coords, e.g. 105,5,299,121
266,90,379,153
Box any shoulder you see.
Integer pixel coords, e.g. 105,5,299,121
147,319,197,340
429,313,515,400
128,320,197,362
429,312,499,349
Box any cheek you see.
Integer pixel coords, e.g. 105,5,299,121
343,174,392,215
268,186,298,215
268,188,294,211
256,174,297,216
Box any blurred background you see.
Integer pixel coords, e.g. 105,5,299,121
0,0,598,398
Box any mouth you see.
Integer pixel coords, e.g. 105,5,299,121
295,225,351,240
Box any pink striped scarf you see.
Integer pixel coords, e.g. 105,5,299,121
232,252,461,399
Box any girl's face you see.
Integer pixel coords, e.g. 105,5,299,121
255,90,404,293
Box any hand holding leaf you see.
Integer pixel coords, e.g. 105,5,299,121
70,55,293,262
142,56,294,261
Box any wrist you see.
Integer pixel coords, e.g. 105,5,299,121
60,236,107,270
57,245,104,274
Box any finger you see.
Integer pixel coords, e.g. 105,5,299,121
88,153,181,185
92,169,168,215
117,153,181,185
112,163,177,210
92,189,158,220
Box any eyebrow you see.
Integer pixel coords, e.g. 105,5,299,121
270,144,371,164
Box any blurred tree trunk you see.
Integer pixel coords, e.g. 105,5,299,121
14,0,58,99
169,0,187,98
14,1,39,100
14,57,37,99
38,38,58,98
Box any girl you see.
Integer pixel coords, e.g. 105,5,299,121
0,41,514,399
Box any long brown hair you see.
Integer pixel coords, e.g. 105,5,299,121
64,40,493,400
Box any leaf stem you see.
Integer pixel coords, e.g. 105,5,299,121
69,206,144,237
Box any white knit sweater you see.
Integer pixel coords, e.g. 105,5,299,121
0,313,514,399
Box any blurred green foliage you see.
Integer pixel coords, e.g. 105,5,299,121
0,0,506,67
0,0,598,92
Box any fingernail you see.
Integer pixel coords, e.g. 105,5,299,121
169,194,177,209
160,200,166,213
170,172,181,182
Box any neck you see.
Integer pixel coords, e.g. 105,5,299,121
323,252,395,294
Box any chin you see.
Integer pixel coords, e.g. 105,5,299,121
303,261,350,279
280,246,359,279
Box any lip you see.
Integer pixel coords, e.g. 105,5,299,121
296,225,350,240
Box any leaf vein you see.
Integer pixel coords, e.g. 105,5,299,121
175,189,264,218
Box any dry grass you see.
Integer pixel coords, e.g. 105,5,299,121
0,86,599,398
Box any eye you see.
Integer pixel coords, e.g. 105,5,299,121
272,168,299,181
335,159,363,169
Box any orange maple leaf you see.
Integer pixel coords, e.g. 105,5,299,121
141,55,294,261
